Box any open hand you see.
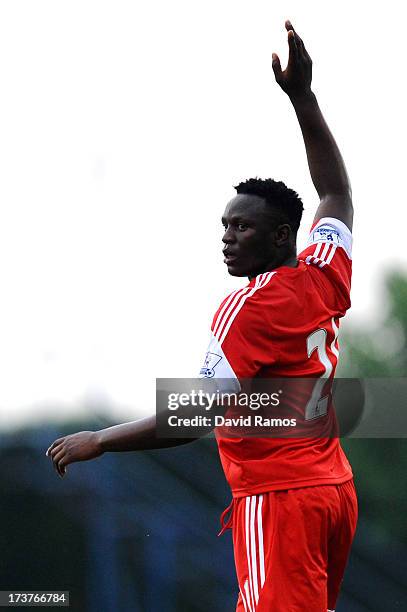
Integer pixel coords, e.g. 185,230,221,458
46,431,103,477
272,20,312,99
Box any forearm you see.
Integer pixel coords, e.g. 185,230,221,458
291,91,351,199
96,415,197,452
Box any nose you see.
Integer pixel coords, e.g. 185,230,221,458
222,227,235,244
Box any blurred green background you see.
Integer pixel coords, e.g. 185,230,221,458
339,271,407,546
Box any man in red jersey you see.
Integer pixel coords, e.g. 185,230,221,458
47,20,357,612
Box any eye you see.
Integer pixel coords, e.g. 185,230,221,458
237,223,248,231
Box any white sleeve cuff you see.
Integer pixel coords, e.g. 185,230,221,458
308,217,352,259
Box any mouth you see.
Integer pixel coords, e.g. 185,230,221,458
223,252,238,265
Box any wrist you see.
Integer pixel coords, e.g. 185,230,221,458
94,429,107,453
289,89,317,107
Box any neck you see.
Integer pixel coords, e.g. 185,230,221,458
248,251,298,280
278,254,298,268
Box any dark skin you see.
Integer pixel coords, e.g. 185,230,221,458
47,20,352,477
273,22,353,229
221,194,297,278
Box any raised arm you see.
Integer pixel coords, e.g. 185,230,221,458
272,21,353,230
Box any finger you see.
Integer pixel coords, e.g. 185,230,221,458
49,442,64,459
52,449,66,477
51,448,64,473
285,19,300,41
287,29,299,64
285,19,306,55
46,437,64,456
285,19,300,40
272,53,283,82
57,460,67,478
46,442,56,456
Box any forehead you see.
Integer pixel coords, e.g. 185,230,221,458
222,194,268,221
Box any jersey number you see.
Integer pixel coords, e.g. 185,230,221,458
305,328,334,420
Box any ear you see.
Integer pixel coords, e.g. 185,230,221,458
274,224,292,246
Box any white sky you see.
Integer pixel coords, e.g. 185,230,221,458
0,1,405,428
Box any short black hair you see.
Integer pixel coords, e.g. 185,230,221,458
234,178,304,233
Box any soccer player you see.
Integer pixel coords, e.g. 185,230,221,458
47,21,357,611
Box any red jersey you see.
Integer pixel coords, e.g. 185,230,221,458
200,216,353,497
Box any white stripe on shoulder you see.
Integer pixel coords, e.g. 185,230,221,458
216,272,276,346
213,288,242,330
215,278,259,342
313,242,323,258
258,271,274,288
320,242,330,260
213,287,249,337
325,244,337,265
305,243,338,269
318,245,337,268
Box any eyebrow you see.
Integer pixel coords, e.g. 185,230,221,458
221,215,252,224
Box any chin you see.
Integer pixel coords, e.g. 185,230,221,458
226,265,247,277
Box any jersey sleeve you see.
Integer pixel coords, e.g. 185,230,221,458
199,273,278,390
298,216,353,314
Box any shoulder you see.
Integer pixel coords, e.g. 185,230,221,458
298,217,353,313
304,216,352,261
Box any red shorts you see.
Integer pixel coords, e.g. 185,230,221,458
220,480,357,612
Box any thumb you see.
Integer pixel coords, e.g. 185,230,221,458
272,53,282,82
